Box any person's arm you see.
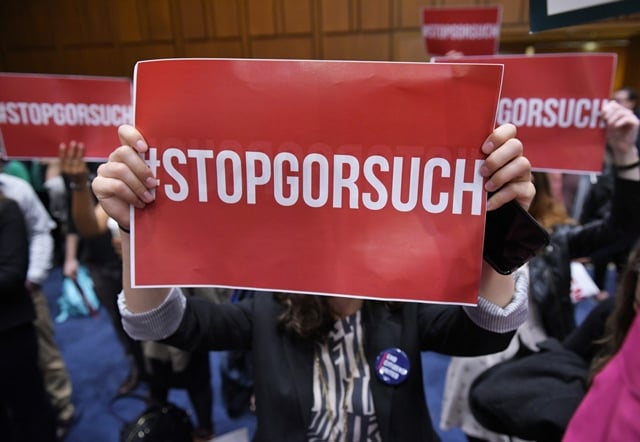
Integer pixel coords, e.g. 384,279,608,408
603,100,640,182
59,142,109,237
564,101,640,258
91,126,170,312
0,175,55,287
22,183,55,288
476,124,535,308
63,233,80,280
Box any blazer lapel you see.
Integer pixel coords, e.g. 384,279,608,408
281,332,315,430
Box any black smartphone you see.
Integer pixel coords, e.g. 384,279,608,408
483,197,550,275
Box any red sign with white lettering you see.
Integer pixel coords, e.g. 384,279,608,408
131,58,503,304
0,73,132,160
433,53,616,173
422,6,502,56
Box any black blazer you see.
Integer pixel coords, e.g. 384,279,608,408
164,294,515,441
0,197,36,333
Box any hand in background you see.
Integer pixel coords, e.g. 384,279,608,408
59,141,90,187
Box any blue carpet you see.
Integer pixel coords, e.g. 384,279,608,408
43,265,604,442
43,267,257,442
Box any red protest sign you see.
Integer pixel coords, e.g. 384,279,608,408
433,53,616,173
422,6,502,56
0,73,132,160
131,58,503,304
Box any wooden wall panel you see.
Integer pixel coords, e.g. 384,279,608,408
282,0,313,34
83,0,116,44
56,0,87,45
184,40,244,58
393,30,429,61
112,0,145,43
323,34,390,60
61,47,121,76
445,0,479,5
322,0,352,32
3,49,61,75
211,0,242,37
121,44,177,75
500,0,527,25
360,0,393,30
142,0,174,41
0,0,638,87
251,37,314,59
248,0,277,36
1,0,55,48
180,0,209,40
398,0,436,28
625,36,640,92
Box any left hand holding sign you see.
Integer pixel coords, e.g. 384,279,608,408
93,124,157,231
92,124,167,313
476,123,534,308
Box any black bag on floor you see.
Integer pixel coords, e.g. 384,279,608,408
112,393,193,442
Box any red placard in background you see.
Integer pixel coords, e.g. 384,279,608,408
422,6,502,56
433,53,616,173
0,73,132,160
132,58,504,304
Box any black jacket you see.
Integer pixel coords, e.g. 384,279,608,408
530,177,640,341
0,197,37,333
164,295,515,442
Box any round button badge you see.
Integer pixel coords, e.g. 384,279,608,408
375,348,410,385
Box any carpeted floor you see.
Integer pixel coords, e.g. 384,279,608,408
43,265,602,442
43,266,258,442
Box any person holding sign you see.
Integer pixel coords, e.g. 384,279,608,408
92,122,533,441
440,100,640,442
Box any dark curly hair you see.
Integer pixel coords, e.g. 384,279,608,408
274,293,335,341
274,293,400,341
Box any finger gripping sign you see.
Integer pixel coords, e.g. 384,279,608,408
131,58,503,304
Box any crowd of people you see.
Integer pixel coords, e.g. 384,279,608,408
1,85,639,442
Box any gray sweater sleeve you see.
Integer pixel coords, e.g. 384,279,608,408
118,287,187,341
462,266,529,333
120,267,528,341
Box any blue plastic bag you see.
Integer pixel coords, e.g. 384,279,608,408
55,265,101,322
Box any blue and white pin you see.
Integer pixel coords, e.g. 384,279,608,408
375,348,410,385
